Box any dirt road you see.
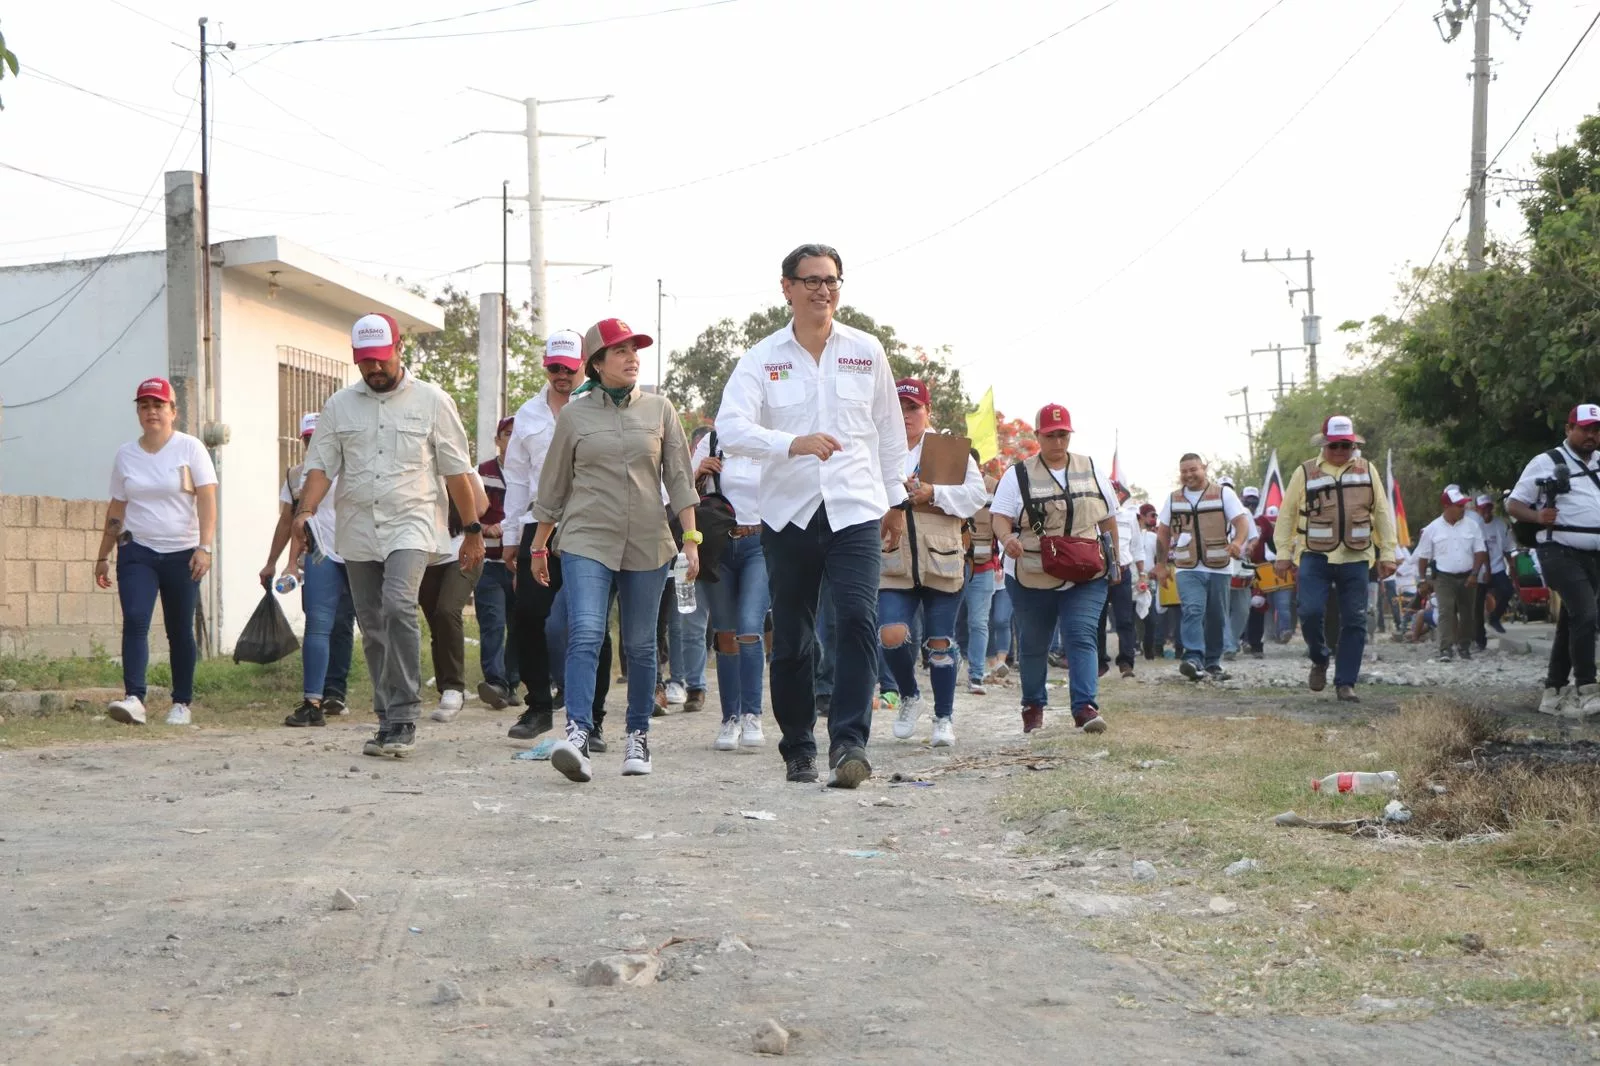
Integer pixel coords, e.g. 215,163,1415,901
2,664,1588,1064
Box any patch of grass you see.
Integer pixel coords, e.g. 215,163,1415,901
1002,685,1600,1021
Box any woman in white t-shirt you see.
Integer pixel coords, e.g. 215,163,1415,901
94,377,218,726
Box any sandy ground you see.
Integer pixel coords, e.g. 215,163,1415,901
2,639,1591,1065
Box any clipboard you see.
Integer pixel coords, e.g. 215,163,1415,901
918,433,971,486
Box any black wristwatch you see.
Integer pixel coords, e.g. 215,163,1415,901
462,522,483,535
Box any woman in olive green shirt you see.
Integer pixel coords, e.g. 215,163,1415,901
530,318,701,783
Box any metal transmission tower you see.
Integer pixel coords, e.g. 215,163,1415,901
456,91,614,338
1435,0,1530,273
1241,250,1321,389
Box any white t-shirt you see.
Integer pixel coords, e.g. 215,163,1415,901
1415,515,1486,575
280,466,344,566
109,432,218,553
991,461,1118,580
1156,484,1249,573
1509,444,1600,552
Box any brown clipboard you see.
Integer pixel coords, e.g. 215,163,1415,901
917,432,971,486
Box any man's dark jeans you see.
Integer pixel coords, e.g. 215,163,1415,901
763,507,881,764
1537,543,1600,688
1297,553,1371,688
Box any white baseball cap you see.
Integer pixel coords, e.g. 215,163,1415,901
1242,485,1260,498
1219,475,1235,488
543,329,583,370
351,312,399,363
1441,484,1470,506
1475,493,1493,507
1570,403,1600,426
299,412,319,439
1265,505,1280,518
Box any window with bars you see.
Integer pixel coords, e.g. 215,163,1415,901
277,346,352,485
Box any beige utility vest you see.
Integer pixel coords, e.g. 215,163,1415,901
968,474,999,564
1015,453,1108,590
1168,483,1231,569
1298,457,1375,554
881,500,967,594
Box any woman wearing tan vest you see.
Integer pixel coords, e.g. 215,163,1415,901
880,379,987,747
991,403,1119,734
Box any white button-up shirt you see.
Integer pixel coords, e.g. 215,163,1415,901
499,383,562,547
691,432,762,526
1415,514,1487,575
905,433,987,519
304,370,473,563
715,319,909,531
1510,444,1600,552
1114,500,1142,568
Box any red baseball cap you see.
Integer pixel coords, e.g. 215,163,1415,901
134,376,175,403
896,378,930,407
1441,484,1470,506
1036,403,1073,433
496,416,516,436
1570,403,1600,426
582,318,653,359
352,312,400,363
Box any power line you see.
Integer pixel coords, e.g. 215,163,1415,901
240,0,547,48
1,285,167,409
601,0,1126,205
103,0,188,35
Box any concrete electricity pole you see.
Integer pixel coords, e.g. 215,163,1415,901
1435,0,1530,273
1241,250,1320,389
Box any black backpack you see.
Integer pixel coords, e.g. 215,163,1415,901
688,432,737,582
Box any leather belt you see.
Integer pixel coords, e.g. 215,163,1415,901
729,525,762,539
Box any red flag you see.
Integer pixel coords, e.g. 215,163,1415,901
1391,472,1411,547
1110,431,1123,486
1258,450,1284,516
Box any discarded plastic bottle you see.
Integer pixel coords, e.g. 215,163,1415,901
672,552,696,614
1311,770,1399,795
274,574,299,595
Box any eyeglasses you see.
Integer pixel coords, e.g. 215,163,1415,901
545,365,577,375
1325,441,1355,451
788,275,843,292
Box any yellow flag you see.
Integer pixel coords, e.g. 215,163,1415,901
966,387,998,463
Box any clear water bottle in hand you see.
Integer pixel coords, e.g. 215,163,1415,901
1311,770,1399,795
274,574,299,595
672,552,696,614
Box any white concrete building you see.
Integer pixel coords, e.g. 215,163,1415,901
0,188,442,655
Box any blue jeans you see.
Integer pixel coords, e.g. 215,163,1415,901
668,583,709,691
879,586,961,718
962,567,997,683
300,553,355,701
812,572,837,699
1268,587,1295,640
988,583,1014,662
560,553,669,735
763,507,881,763
473,562,519,690
1225,582,1252,654
1176,568,1231,670
1008,575,1108,712
116,539,199,704
1297,553,1371,687
706,535,770,721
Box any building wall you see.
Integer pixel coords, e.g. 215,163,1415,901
0,495,157,659
0,252,168,500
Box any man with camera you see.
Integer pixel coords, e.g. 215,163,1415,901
1506,404,1600,718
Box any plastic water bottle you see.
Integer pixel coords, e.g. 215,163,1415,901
274,574,299,595
1311,770,1399,795
672,552,696,614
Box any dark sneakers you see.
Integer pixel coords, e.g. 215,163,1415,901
321,696,348,716
381,722,416,757
284,700,325,728
827,747,872,789
588,724,608,752
551,726,593,783
814,694,831,719
1021,704,1045,733
1336,685,1361,703
477,681,511,710
1073,704,1107,733
508,709,553,740
786,755,819,783
683,688,707,713
362,730,385,757
1179,660,1202,682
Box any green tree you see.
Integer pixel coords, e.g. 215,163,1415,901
0,24,18,110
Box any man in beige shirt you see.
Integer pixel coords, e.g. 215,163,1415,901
295,312,483,758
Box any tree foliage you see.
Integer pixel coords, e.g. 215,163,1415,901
663,304,969,430
0,24,18,111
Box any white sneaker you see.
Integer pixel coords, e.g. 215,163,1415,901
931,716,955,748
664,681,687,706
891,695,922,740
430,689,465,722
739,714,765,748
1572,683,1600,719
165,704,192,726
621,730,653,775
108,695,147,725
550,724,593,783
968,680,987,696
1538,686,1565,715
714,718,740,751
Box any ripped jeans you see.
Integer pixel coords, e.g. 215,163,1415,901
878,585,961,718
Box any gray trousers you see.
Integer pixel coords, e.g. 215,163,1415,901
1225,582,1252,652
1433,571,1474,655
345,550,430,725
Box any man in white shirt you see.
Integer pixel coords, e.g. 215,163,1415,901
1507,403,1600,716
1224,486,1262,657
1413,485,1488,662
1098,483,1144,678
1154,454,1251,681
1471,493,1514,648
716,243,909,789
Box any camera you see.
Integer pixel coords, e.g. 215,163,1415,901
1536,465,1571,508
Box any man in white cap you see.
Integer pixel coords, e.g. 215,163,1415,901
500,330,614,745
294,313,483,757
1507,403,1600,717
1413,485,1488,662
1222,483,1262,658
1274,416,1396,702
1154,455,1252,682
1470,493,1513,649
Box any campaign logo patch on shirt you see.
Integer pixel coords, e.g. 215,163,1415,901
764,361,793,382
837,356,873,374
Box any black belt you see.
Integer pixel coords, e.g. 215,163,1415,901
1434,569,1472,577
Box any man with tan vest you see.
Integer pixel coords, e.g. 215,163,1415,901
1274,415,1397,702
878,378,987,747
1153,454,1251,682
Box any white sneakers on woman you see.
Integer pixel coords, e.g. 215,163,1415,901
108,695,147,725
715,718,741,750
891,696,923,740
165,704,192,726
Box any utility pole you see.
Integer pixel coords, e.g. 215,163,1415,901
456,91,613,339
1241,249,1320,388
1250,343,1305,401
1226,386,1268,460
1434,0,1529,273
656,279,664,390
500,179,510,413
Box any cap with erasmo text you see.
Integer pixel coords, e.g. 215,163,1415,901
544,329,583,370
299,412,319,439
1570,403,1600,426
352,312,400,363
134,376,175,403
1035,404,1073,433
1441,484,1471,506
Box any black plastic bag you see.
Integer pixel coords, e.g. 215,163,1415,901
233,591,300,664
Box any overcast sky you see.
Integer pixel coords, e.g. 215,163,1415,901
4,0,1596,491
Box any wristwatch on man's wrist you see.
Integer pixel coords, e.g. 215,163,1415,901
462,522,483,535
682,529,704,545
